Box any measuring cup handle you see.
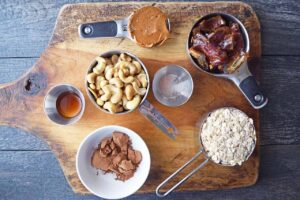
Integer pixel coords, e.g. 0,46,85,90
138,100,177,139
231,62,268,109
78,18,129,38
156,149,209,197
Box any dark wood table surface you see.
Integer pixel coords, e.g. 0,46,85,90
0,0,299,199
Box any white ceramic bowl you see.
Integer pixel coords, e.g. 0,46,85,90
76,125,151,199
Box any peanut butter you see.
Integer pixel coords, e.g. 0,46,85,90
129,6,169,48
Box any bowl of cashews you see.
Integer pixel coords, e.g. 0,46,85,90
85,50,150,114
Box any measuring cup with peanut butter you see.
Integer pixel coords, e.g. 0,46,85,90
79,6,170,48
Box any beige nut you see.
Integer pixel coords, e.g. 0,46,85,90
87,72,97,84
105,58,113,65
118,69,134,83
120,53,132,62
126,95,141,110
128,63,138,75
105,67,115,80
111,55,119,65
103,102,118,113
109,78,124,88
99,89,104,96
132,81,147,95
100,85,112,101
122,96,128,109
88,87,98,99
133,78,142,87
93,62,106,75
132,61,142,74
100,80,109,88
110,86,123,104
95,56,106,64
95,76,105,90
96,98,104,106
125,84,135,100
137,73,148,88
105,64,114,73
89,83,96,90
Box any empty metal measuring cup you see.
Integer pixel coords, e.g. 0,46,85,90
153,65,194,107
156,107,256,197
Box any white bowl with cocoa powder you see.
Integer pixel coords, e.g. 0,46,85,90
76,125,151,199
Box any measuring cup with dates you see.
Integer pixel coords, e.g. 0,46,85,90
187,13,267,109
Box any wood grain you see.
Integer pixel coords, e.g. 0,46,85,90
0,0,299,57
0,2,262,194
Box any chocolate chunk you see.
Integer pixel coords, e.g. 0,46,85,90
91,131,142,181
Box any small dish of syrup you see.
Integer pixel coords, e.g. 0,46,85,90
56,92,82,118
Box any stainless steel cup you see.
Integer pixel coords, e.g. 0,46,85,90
156,107,256,197
152,65,194,107
86,50,178,139
44,84,85,125
187,13,268,109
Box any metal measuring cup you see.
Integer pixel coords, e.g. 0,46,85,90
78,7,171,42
152,65,194,107
44,84,86,125
187,13,268,109
156,107,256,197
85,50,177,139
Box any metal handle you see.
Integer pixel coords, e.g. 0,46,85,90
138,100,178,140
78,17,130,38
156,149,209,197
230,62,268,109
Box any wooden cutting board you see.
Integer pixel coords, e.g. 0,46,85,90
0,2,261,194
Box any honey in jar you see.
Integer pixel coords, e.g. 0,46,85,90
56,92,82,118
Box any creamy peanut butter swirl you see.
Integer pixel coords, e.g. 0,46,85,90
129,6,169,48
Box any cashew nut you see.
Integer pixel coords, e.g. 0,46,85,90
137,74,148,88
101,85,123,104
96,98,104,106
128,63,138,75
118,69,134,83
132,81,147,95
105,58,112,65
100,80,109,88
88,87,98,99
132,60,142,74
93,62,106,75
109,78,124,88
95,56,106,64
89,83,96,90
126,95,141,110
87,72,97,84
100,85,112,101
95,76,105,90
103,102,118,113
122,96,128,109
120,53,131,62
110,86,123,104
125,84,135,100
111,54,119,65
105,67,114,80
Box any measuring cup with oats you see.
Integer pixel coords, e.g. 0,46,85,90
156,107,256,197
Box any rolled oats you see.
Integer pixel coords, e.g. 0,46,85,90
201,108,256,166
